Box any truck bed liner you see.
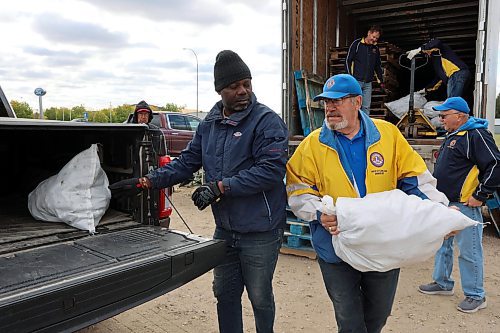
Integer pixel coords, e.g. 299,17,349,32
0,208,138,255
0,226,225,332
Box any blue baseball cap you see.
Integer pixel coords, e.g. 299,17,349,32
432,97,470,113
313,74,362,101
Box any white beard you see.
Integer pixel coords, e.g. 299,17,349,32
326,118,349,131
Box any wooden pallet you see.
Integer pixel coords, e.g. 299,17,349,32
281,209,317,259
280,245,317,260
293,70,325,136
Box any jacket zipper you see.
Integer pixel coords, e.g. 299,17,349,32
262,192,272,223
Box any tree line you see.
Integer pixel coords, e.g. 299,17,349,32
12,96,500,120
10,101,186,123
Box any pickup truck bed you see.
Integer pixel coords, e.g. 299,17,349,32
0,118,225,332
1,225,224,332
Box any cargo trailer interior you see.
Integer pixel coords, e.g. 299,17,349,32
282,0,499,136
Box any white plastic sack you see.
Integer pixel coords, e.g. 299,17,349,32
423,100,443,119
326,190,478,272
430,116,443,129
28,144,111,233
385,93,427,119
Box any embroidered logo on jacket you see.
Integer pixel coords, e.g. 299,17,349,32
370,152,384,167
233,131,242,137
447,139,457,149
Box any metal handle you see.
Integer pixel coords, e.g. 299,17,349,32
398,53,428,70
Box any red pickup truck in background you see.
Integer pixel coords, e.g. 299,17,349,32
128,112,201,157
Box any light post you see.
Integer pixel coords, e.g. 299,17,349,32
183,48,199,118
34,87,46,119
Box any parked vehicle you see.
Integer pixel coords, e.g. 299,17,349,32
127,112,201,157
281,0,499,171
0,86,225,332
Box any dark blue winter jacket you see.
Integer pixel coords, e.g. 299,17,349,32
345,38,384,84
146,93,289,233
434,117,500,202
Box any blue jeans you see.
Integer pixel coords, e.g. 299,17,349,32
318,258,400,333
212,227,283,333
447,69,470,98
432,202,485,299
357,81,372,115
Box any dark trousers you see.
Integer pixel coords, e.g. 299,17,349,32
318,258,400,333
212,227,283,333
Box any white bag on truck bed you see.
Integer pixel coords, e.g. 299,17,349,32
28,144,111,233
328,189,478,272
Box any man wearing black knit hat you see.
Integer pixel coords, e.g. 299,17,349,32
109,50,289,333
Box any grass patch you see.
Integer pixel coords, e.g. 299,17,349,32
495,134,500,147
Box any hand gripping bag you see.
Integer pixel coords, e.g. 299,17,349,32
330,189,478,272
28,144,111,233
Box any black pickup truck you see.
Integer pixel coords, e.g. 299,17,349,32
0,87,225,332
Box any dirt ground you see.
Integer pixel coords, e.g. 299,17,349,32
81,187,500,333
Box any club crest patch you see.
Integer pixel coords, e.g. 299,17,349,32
370,152,384,167
326,79,335,88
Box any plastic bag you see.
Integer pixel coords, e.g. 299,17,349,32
329,189,478,272
28,144,111,233
430,116,443,129
385,93,427,119
422,100,443,119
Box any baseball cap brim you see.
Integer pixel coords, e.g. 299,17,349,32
313,91,350,101
432,104,452,111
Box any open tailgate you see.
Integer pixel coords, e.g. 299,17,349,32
0,226,225,332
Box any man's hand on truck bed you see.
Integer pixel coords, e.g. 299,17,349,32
191,181,223,210
109,177,144,199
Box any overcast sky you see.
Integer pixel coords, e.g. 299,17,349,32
0,0,282,113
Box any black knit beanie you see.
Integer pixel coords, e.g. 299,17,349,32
214,50,252,92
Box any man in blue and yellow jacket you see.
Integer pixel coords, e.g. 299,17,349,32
407,38,470,98
286,74,447,333
419,97,500,313
345,25,385,115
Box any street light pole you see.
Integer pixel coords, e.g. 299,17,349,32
183,48,199,118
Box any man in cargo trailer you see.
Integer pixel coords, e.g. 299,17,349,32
345,25,385,116
418,97,500,313
407,38,470,98
109,50,288,333
286,74,446,333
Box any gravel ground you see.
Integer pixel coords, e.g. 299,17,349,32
80,186,500,333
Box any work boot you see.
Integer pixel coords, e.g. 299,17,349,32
418,282,454,295
457,297,487,313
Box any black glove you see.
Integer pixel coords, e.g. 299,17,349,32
191,181,223,210
109,178,143,199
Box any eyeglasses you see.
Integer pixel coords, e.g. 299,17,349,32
438,112,461,119
319,96,354,108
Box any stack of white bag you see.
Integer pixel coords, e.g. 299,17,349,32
384,93,427,119
28,144,111,233
384,93,444,129
321,190,478,272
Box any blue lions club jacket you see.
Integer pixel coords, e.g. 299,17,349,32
434,117,500,203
